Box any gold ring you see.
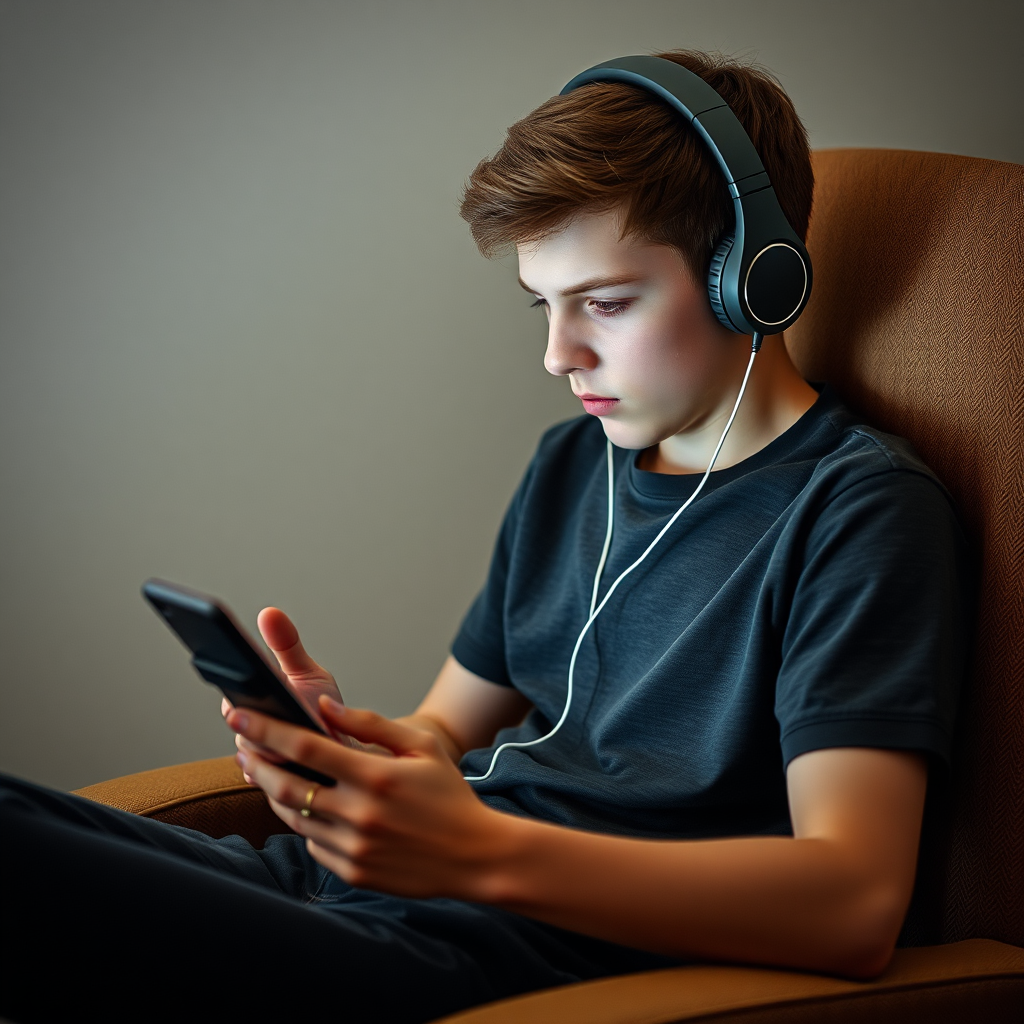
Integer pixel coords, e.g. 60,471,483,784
299,783,320,819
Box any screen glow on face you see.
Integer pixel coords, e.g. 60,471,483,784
517,209,746,453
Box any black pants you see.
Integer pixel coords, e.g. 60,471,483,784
0,774,675,1023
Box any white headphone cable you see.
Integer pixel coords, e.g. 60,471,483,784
464,339,761,783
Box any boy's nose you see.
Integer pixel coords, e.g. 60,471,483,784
543,314,597,377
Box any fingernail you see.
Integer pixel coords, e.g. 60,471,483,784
322,697,346,715
232,711,250,731
236,751,248,768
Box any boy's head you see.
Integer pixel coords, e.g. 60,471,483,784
460,51,816,458
460,50,813,287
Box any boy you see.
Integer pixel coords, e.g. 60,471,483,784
0,50,967,1024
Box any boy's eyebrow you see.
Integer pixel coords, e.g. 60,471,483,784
517,274,643,296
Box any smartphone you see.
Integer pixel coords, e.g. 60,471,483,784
142,578,335,787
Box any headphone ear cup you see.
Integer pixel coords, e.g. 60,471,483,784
707,232,737,332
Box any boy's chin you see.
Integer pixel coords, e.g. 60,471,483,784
596,419,665,452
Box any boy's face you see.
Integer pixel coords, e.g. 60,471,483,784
517,209,748,453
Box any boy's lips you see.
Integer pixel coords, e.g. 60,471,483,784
576,393,620,416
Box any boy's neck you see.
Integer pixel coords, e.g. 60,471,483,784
638,335,819,476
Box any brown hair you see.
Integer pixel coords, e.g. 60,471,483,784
459,50,813,282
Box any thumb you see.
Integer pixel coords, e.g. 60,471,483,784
320,698,430,757
257,607,322,679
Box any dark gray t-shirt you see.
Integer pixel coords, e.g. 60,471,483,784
453,389,969,840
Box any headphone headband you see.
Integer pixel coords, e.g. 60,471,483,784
560,56,812,337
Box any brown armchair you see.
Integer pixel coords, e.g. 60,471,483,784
75,148,1024,1022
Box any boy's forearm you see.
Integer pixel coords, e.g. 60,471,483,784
474,813,905,979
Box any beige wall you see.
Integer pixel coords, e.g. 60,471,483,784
2,0,1021,790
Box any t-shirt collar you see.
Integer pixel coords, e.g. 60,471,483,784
626,383,839,500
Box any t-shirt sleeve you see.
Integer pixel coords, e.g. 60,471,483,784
776,467,971,768
450,470,532,688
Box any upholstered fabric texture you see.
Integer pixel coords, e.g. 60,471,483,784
74,755,288,847
787,149,1024,947
433,939,1024,1024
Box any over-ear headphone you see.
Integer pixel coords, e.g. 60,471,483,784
561,55,812,340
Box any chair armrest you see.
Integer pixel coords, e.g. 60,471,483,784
433,939,1024,1023
73,755,290,848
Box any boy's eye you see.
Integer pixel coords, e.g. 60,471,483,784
590,299,631,317
528,297,631,316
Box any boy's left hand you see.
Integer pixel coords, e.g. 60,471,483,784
227,696,514,901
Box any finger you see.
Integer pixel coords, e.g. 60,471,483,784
265,797,376,887
305,839,360,886
299,835,366,889
319,698,436,758
227,706,379,788
266,793,360,841
235,750,254,785
238,748,325,812
236,733,288,764
257,607,323,679
239,749,361,825
233,747,262,786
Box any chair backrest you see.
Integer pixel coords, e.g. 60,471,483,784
787,148,1024,947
